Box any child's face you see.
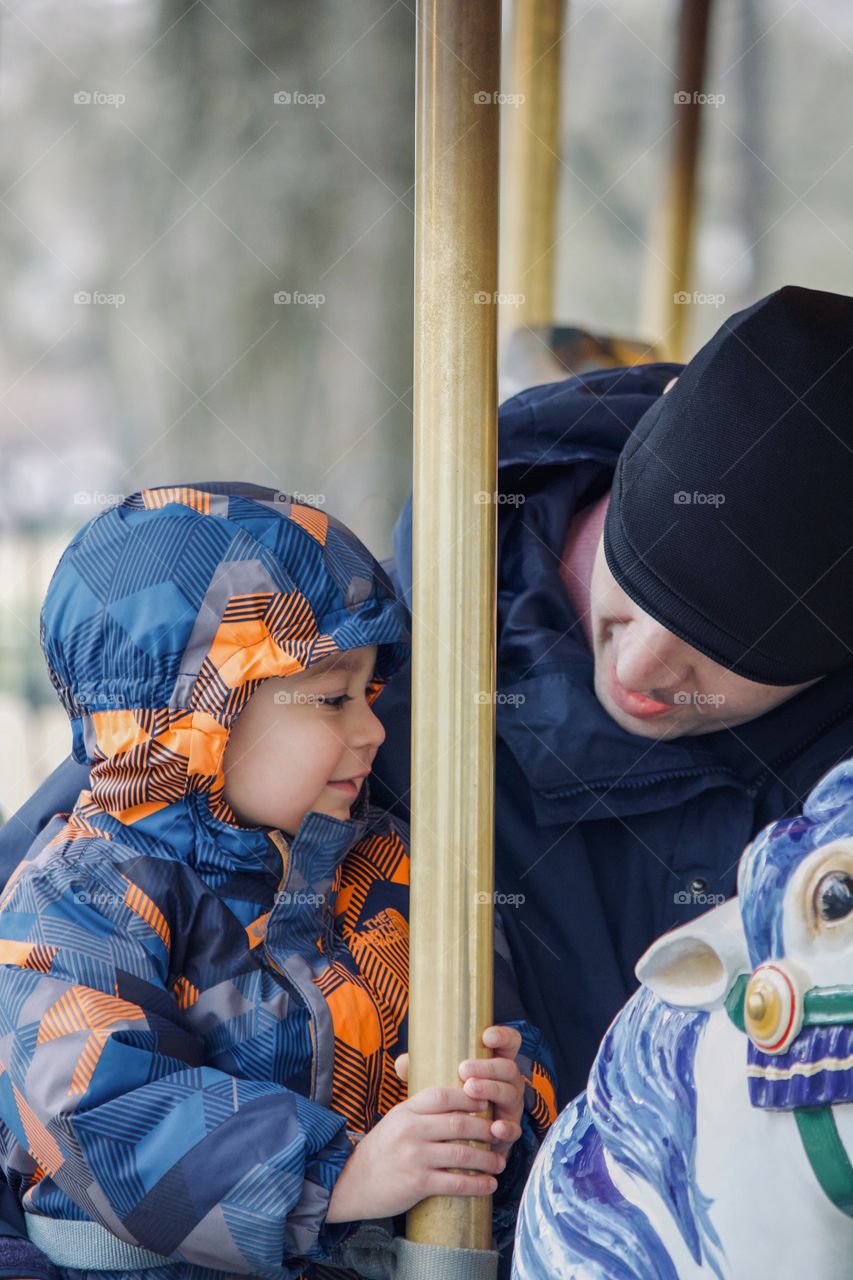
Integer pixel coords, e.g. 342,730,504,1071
222,644,385,836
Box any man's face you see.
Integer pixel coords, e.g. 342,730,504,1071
588,377,822,737
588,529,822,739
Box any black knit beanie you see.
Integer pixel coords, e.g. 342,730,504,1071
603,285,853,684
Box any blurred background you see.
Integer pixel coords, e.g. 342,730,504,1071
3,0,853,817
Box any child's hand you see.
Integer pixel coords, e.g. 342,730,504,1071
325,1085,506,1223
458,1025,525,1158
395,1025,525,1160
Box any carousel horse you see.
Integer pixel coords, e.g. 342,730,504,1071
513,758,853,1279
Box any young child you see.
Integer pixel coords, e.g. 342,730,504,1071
0,483,556,1280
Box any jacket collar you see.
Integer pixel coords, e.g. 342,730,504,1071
62,778,372,937
264,785,370,959
496,659,853,826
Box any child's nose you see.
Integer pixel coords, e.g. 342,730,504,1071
352,698,386,750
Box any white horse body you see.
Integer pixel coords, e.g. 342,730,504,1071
513,760,853,1280
604,1009,853,1278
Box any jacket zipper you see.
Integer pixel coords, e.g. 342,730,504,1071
262,829,321,1102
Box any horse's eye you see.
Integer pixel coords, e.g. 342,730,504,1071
815,870,853,923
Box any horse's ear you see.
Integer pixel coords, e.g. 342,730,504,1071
635,897,749,1011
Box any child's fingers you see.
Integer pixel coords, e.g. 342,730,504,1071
426,1171,498,1198
462,1077,521,1110
490,1118,522,1144
419,1112,497,1145
482,1025,522,1059
426,1141,506,1177
398,1027,520,1088
459,1056,521,1084
406,1085,486,1115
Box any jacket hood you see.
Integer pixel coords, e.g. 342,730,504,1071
40,482,410,869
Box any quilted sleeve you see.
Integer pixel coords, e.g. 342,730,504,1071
0,853,357,1277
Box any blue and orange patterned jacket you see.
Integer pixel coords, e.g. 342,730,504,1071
0,483,556,1280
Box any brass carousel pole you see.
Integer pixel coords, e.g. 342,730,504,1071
406,0,501,1260
642,0,714,361
503,0,566,333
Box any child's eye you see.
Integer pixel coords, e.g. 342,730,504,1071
315,694,352,710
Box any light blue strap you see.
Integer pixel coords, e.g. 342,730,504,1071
25,1214,172,1271
26,1214,499,1278
326,1223,498,1279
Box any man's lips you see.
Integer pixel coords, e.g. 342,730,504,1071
606,661,673,720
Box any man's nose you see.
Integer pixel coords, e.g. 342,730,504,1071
614,618,692,692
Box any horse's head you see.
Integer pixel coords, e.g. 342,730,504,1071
637,758,853,1037
635,759,853,1219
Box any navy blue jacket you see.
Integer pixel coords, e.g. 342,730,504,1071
4,364,853,1271
376,363,853,1099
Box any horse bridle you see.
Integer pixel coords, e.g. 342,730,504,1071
726,964,853,1218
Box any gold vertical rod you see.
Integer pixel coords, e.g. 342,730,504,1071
643,0,713,360
503,0,566,331
406,0,501,1254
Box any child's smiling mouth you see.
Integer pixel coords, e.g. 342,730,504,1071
326,774,368,798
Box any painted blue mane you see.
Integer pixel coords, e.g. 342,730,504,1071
514,987,726,1279
591,987,723,1276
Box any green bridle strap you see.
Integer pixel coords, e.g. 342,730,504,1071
803,986,853,1025
724,972,853,1034
723,969,853,1219
724,972,748,1032
794,1108,853,1218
